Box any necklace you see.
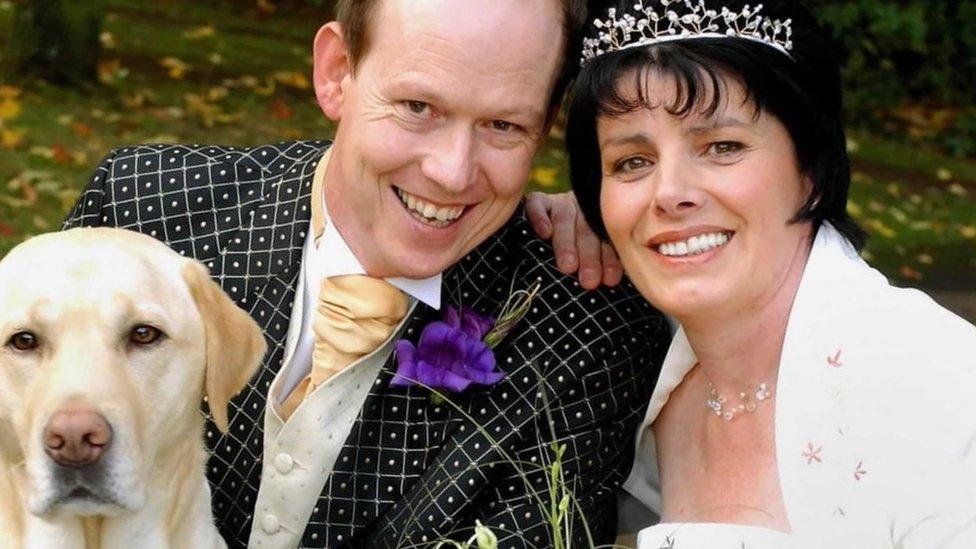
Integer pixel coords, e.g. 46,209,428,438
703,370,773,421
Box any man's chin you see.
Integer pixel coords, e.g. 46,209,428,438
376,239,465,279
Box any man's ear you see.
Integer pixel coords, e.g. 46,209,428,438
313,21,351,122
182,262,267,433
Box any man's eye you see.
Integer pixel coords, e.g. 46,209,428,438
491,120,516,132
7,331,39,351
405,101,431,116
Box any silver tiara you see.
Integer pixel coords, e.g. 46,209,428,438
580,0,794,67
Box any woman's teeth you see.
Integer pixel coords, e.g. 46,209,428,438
657,232,731,257
396,188,466,228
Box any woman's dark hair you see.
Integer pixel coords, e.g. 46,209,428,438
567,0,866,250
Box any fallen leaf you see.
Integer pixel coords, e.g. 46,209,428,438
531,167,560,187
51,144,71,165
846,138,860,153
268,99,293,120
0,127,26,149
184,94,242,127
182,25,216,40
936,168,953,182
0,86,22,121
239,76,260,89
97,59,127,84
28,146,54,159
123,88,156,108
160,57,190,80
142,134,180,144
5,172,40,206
32,215,50,230
947,183,968,197
888,207,908,224
70,122,93,137
99,31,116,49
253,77,276,96
865,219,896,239
960,226,976,239
279,127,305,140
898,265,924,281
209,53,224,65
917,254,933,265
273,71,311,90
208,86,229,102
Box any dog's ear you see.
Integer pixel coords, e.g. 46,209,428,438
183,262,267,433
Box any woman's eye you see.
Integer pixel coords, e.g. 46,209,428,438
615,156,652,173
709,141,745,156
130,325,164,346
7,331,39,351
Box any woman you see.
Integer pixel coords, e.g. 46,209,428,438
567,0,976,546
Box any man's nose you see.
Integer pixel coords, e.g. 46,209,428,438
421,126,477,193
43,408,113,468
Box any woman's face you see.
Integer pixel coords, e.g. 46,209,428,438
598,71,813,322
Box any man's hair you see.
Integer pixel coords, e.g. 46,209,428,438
334,0,587,120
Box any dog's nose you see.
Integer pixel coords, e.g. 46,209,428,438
43,410,113,468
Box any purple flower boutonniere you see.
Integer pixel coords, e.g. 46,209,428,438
391,282,540,401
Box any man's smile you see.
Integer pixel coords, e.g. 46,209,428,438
394,187,470,228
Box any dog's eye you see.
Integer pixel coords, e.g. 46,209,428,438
130,325,163,346
8,332,39,351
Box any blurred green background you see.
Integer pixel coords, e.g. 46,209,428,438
0,0,974,320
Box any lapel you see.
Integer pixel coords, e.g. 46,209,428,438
305,219,529,546
211,143,328,313
203,142,324,456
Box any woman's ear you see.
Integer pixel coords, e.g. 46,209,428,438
313,21,351,122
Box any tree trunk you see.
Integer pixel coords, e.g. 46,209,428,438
6,0,106,85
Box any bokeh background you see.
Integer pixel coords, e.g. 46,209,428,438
0,0,974,320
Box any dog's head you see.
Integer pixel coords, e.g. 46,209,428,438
0,228,266,517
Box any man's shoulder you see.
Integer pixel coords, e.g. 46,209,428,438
94,140,331,183
452,203,665,329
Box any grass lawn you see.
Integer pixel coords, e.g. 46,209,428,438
1,0,974,299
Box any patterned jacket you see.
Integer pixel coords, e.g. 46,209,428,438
63,141,670,548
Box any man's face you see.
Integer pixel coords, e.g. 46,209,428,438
322,0,564,279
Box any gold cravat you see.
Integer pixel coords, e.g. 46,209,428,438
279,150,409,420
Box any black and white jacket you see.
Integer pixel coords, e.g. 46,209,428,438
64,141,670,548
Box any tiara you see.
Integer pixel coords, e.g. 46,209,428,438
580,0,794,67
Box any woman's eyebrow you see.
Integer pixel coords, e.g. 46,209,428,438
688,117,756,134
599,133,652,150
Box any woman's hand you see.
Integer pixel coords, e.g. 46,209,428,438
526,191,623,290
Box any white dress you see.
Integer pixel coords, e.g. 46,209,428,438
624,224,976,548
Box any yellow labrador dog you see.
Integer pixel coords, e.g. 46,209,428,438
0,228,266,548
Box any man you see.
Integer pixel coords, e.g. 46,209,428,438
63,0,670,546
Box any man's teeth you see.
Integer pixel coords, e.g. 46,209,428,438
396,188,465,225
657,232,731,257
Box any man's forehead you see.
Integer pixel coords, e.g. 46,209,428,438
372,0,564,61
